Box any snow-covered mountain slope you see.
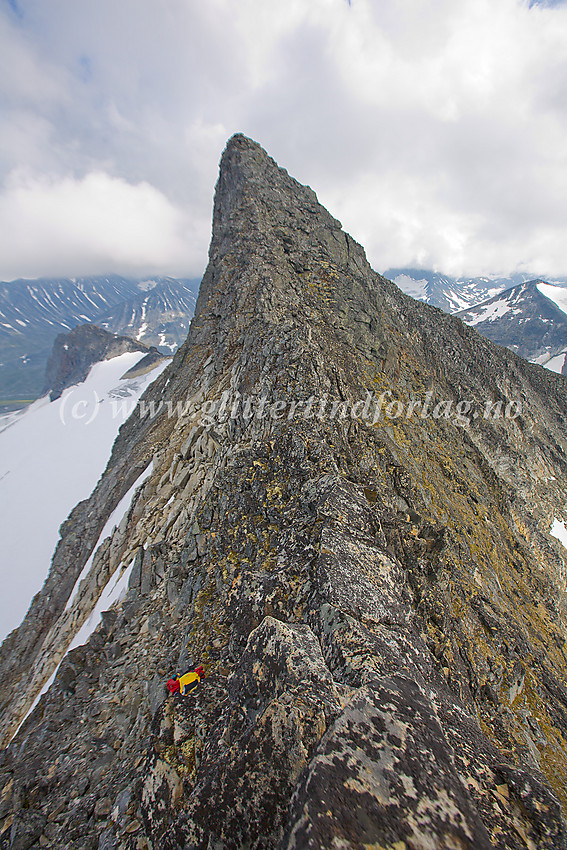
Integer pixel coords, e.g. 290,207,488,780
0,276,141,337
44,323,154,400
98,277,197,352
386,270,567,374
455,280,567,372
529,281,567,374
0,275,199,408
383,267,520,312
0,351,169,642
538,281,567,316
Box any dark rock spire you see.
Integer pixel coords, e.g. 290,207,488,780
1,135,567,849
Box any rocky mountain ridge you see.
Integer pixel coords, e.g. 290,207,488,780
1,135,567,849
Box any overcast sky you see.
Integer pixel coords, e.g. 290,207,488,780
1,0,567,281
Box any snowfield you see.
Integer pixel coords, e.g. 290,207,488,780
392,274,428,299
551,518,567,551
467,298,515,326
534,351,567,374
0,352,168,642
537,282,567,317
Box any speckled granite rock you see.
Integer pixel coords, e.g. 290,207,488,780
1,134,567,849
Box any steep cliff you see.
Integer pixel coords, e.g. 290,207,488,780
1,134,567,850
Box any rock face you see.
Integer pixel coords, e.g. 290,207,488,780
120,348,171,380
43,323,157,400
1,134,567,849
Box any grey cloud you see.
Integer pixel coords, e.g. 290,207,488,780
1,0,567,279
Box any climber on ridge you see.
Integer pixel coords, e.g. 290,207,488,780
167,665,205,695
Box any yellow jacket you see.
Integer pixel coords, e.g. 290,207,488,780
178,670,202,695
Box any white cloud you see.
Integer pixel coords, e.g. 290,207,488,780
0,12,68,107
2,0,567,279
0,169,207,280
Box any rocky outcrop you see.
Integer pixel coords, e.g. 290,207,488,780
120,348,171,380
43,323,156,400
1,134,567,849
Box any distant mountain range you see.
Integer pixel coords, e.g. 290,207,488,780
0,275,199,408
386,268,567,376
455,280,567,375
383,267,532,312
97,277,196,352
4,266,566,408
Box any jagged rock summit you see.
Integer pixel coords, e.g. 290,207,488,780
1,134,567,849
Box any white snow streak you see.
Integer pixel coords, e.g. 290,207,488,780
64,462,154,611
12,668,57,741
66,559,135,654
136,300,148,340
12,557,135,741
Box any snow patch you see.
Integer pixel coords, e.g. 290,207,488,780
64,462,154,611
537,282,567,317
545,353,567,374
467,298,514,325
447,291,470,310
393,275,428,299
551,519,567,550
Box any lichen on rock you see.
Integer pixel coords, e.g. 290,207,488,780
1,134,567,849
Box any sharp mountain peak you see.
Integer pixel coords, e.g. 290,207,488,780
1,136,567,850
